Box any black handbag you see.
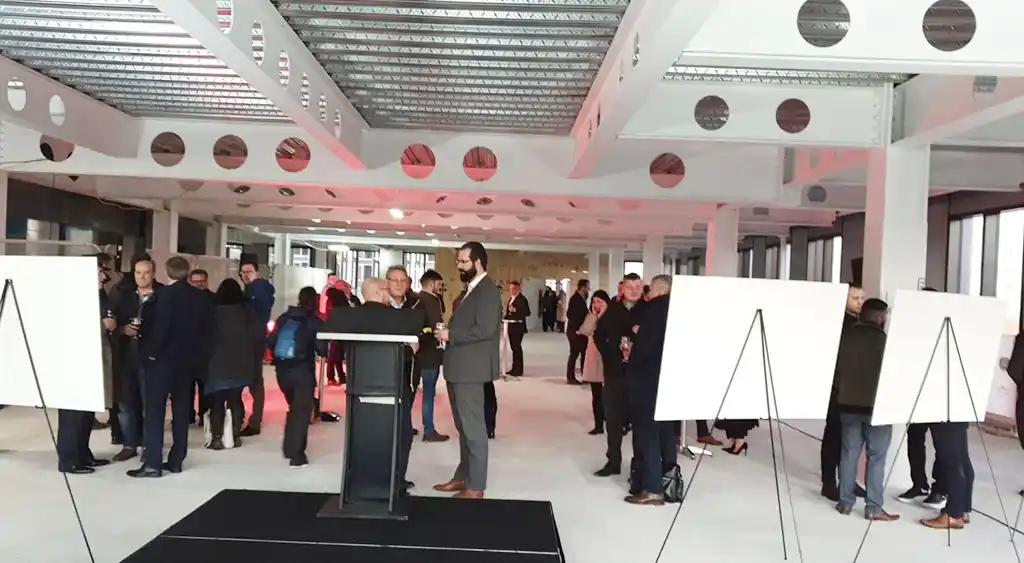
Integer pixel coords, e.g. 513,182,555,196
662,464,684,503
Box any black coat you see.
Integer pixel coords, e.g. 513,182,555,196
629,295,670,378
833,320,887,414
205,303,263,392
566,292,589,333
140,281,212,372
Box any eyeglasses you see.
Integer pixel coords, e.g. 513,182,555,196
386,278,407,284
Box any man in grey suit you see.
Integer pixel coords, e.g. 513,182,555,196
434,241,502,499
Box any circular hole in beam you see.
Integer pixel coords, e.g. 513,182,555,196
463,146,497,182
694,95,729,131
7,78,25,111
150,132,186,167
776,98,811,134
797,0,850,48
213,134,248,170
923,0,976,52
401,143,436,179
649,153,685,189
276,137,311,173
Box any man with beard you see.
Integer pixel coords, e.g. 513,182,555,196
434,242,502,499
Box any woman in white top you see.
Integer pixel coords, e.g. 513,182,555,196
579,290,611,435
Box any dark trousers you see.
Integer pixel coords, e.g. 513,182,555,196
603,373,629,467
908,422,945,493
566,333,587,380
245,336,267,429
277,364,316,460
542,311,555,331
142,362,193,470
117,365,145,449
56,409,94,471
1016,387,1024,450
507,323,526,376
207,388,244,439
326,342,346,384
108,405,122,443
484,381,497,435
821,402,842,486
398,384,414,482
590,382,605,429
931,422,974,519
630,376,674,495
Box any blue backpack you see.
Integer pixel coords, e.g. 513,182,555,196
273,315,310,361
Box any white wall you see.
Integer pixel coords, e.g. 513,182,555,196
270,264,331,319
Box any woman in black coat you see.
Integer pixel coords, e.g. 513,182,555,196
204,279,264,450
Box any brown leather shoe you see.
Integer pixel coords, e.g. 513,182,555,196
624,492,665,505
920,513,965,529
453,489,484,499
432,479,466,492
866,511,900,522
697,435,724,446
836,506,852,515
422,432,450,443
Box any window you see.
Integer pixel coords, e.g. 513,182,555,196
831,236,843,283
403,252,435,291
948,214,984,295
996,208,1024,331
624,260,643,279
291,246,311,268
335,249,379,300
226,243,244,261
766,246,779,279
781,243,791,280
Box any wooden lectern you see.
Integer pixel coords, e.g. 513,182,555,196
316,306,423,521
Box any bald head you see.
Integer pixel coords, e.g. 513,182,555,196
361,277,388,305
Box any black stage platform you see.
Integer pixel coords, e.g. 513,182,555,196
120,489,565,563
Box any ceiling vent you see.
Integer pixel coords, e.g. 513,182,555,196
973,75,997,95
752,206,770,217
806,185,828,203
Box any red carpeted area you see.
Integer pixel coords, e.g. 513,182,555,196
120,489,565,563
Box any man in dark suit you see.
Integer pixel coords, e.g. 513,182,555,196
416,269,449,442
434,242,502,499
128,256,212,478
504,280,531,378
624,275,674,505
565,279,590,384
821,283,867,502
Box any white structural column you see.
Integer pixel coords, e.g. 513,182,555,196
149,0,367,168
273,234,291,267
150,200,180,254
861,145,930,491
704,207,740,277
569,0,721,176
588,252,602,294
0,172,7,256
642,235,664,281
205,221,228,258
607,249,625,294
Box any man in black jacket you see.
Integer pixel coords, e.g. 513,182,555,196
383,266,421,491
624,275,674,505
821,283,867,502
504,281,531,378
128,256,212,478
565,279,590,384
416,270,449,443
833,298,899,521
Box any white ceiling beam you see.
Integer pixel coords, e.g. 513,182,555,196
685,0,1024,76
0,55,139,158
3,119,785,203
569,0,722,177
149,0,367,168
623,81,888,147
897,75,1024,145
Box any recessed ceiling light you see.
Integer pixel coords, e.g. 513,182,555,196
425,232,434,236
278,187,295,197
389,208,404,219
232,185,251,194
450,225,459,230
307,227,315,231
430,239,440,246
336,228,346,233
311,218,321,223
420,224,426,228
345,220,352,225
396,231,405,235
366,230,376,234
481,227,492,231
583,270,589,274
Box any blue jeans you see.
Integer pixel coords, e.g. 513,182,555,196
838,412,892,515
420,367,441,434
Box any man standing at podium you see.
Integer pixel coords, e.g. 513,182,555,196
435,242,502,499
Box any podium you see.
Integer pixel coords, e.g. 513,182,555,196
316,306,423,521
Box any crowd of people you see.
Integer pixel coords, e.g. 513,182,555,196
568,276,980,529
46,248,999,526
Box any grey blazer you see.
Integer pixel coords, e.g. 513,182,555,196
443,275,502,384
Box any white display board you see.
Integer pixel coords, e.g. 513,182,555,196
655,276,848,421
0,256,106,411
872,290,1005,426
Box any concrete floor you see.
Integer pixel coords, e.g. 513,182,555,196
2,332,1023,563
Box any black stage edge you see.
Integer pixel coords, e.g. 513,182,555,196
120,489,566,563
